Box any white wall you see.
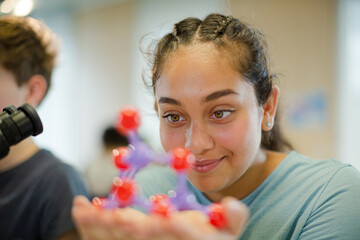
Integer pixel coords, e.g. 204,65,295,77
32,9,84,168
337,0,360,169
72,1,134,170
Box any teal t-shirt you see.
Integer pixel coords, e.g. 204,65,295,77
135,151,360,239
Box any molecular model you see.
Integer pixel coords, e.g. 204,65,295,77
91,106,227,228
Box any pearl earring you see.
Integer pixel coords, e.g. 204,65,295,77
266,122,271,127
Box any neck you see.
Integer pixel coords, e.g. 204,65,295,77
0,138,39,172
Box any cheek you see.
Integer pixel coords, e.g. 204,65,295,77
0,87,23,109
159,125,185,152
213,114,261,152
214,124,248,150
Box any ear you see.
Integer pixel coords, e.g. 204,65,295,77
261,85,280,131
23,75,48,107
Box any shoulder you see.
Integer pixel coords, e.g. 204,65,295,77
296,160,360,239
255,151,360,216
313,161,360,205
242,152,360,239
282,151,358,181
34,149,88,197
21,150,88,239
36,151,75,179
35,149,79,177
279,151,360,198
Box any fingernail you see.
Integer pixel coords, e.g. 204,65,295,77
227,200,242,212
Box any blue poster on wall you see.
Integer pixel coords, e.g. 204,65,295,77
286,90,327,129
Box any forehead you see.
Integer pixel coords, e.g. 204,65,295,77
155,43,245,96
162,43,234,74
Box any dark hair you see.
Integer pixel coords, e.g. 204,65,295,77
0,16,58,98
102,126,128,148
149,13,292,152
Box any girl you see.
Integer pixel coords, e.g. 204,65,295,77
72,13,360,239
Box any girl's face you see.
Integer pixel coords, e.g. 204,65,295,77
155,43,269,197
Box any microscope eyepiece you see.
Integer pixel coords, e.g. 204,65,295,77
0,104,43,159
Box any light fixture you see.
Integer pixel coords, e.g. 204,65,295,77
13,0,33,16
0,0,15,14
0,0,34,16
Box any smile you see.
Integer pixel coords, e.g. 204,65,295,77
190,156,225,173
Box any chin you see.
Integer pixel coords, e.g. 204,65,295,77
188,174,224,193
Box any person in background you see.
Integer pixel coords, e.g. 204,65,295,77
0,16,88,240
72,13,360,239
85,126,128,198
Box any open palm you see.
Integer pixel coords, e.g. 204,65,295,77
72,196,249,240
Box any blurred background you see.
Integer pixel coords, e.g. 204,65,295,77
1,0,359,172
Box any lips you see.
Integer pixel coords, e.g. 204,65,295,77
190,157,224,173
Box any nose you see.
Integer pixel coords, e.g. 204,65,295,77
185,120,214,155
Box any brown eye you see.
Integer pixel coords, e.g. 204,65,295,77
170,114,180,122
162,113,184,123
210,110,233,120
214,111,223,118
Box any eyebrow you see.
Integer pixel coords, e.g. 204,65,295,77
158,97,181,105
204,89,239,102
158,89,238,106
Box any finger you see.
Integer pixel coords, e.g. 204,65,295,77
109,208,157,239
73,195,91,207
72,196,98,225
221,197,249,236
73,196,123,239
72,202,130,240
155,211,214,240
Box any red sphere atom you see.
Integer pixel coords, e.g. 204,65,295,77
113,147,130,170
115,106,141,135
208,203,227,228
150,194,174,217
113,178,136,203
170,147,193,171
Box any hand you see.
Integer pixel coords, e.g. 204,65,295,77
72,195,249,240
